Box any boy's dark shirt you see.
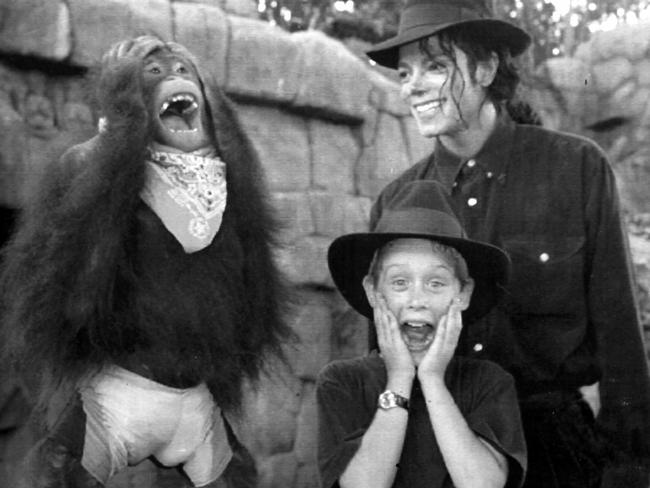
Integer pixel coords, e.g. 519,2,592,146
317,353,526,488
370,115,650,458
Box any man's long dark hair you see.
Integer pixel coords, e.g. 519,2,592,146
419,24,542,126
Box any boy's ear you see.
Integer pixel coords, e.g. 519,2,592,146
457,278,475,311
362,276,377,308
475,52,498,87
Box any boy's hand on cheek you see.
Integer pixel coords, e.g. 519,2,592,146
417,298,463,382
374,294,415,379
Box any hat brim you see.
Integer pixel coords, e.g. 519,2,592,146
366,19,531,69
328,232,509,323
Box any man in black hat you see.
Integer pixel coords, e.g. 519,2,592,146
365,1,650,487
318,180,526,488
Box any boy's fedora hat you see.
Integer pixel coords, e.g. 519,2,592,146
366,0,531,69
328,180,509,322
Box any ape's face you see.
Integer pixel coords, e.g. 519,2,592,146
144,50,212,152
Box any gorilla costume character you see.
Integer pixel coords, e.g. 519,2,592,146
0,36,289,487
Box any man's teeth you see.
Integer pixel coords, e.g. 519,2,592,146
413,100,442,113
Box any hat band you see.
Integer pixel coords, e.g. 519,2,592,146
399,4,487,35
374,208,465,238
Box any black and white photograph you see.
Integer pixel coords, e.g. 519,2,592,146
1,1,649,487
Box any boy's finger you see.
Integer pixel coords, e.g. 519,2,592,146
377,295,396,328
444,300,463,347
373,309,388,343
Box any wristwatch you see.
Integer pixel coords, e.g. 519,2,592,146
377,390,409,411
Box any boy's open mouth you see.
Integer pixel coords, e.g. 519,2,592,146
401,321,436,351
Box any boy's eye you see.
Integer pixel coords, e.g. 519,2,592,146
426,279,447,289
391,278,408,288
397,69,410,83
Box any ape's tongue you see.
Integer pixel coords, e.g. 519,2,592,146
161,114,192,132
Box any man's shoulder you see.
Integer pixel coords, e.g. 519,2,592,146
392,155,431,184
373,155,433,209
514,123,607,158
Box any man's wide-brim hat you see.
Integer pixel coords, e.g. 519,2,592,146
328,180,510,323
366,0,531,69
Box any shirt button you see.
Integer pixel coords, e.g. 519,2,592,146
486,171,493,178
467,197,478,207
473,343,483,352
539,252,550,262
452,181,458,188
467,159,476,168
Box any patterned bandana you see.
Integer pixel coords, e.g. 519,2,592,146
141,149,227,253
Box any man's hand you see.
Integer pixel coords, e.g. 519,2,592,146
417,298,463,382
373,294,415,381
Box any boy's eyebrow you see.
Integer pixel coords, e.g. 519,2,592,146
383,262,453,273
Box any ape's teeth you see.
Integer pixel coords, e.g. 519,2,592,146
170,94,196,103
159,101,170,115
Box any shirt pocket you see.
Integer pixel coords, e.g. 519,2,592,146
500,235,586,317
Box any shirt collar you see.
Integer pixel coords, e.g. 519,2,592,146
433,113,516,186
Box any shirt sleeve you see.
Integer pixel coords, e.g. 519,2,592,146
581,144,650,460
458,360,527,488
316,362,372,488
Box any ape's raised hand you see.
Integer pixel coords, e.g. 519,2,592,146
97,36,165,128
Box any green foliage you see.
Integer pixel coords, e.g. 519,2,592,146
258,0,650,65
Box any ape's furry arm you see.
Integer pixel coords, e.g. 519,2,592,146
1,43,153,387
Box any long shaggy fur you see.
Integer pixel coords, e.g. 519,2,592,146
0,39,289,414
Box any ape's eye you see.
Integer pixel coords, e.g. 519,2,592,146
149,66,161,74
177,65,188,74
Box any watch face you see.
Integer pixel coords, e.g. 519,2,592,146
379,391,395,409
378,390,408,410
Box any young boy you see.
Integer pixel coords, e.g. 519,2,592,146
317,180,526,488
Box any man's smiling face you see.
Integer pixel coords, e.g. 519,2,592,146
397,37,488,140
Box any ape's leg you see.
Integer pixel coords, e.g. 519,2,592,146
217,420,257,488
17,389,103,488
17,437,102,488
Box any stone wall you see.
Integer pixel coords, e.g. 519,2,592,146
530,22,650,353
0,1,430,486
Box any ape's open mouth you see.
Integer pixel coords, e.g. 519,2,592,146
159,93,200,133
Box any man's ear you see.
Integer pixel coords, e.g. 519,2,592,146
457,278,475,311
475,52,498,87
362,276,377,308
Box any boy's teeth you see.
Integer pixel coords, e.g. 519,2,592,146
404,322,429,328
